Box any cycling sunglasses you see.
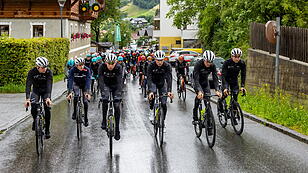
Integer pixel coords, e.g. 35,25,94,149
106,61,116,65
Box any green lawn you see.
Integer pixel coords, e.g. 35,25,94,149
121,3,158,18
238,85,308,136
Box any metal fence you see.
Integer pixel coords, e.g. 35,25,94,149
250,22,308,63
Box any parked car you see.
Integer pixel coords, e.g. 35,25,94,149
188,57,225,89
169,50,200,66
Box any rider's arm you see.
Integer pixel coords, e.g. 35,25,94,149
85,67,91,93
166,63,172,93
147,62,154,93
46,70,53,98
116,64,123,89
240,60,247,88
193,61,203,93
25,69,33,99
211,64,219,91
98,64,105,92
67,68,74,93
221,60,229,90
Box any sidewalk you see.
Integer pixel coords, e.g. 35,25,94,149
0,81,67,133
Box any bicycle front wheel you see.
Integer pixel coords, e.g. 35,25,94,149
76,105,82,140
231,103,244,135
194,108,203,138
153,108,159,137
108,116,114,157
35,117,43,156
217,100,227,128
205,108,216,148
159,109,165,146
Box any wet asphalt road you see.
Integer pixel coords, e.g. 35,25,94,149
0,78,308,173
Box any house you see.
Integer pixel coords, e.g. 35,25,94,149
153,0,199,54
0,0,104,58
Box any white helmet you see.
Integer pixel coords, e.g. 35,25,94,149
74,57,85,65
105,53,117,63
202,50,215,63
231,48,242,57
154,50,165,60
35,57,49,67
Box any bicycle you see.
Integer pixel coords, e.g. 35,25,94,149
152,90,172,146
26,98,46,156
177,74,187,101
104,92,116,156
217,90,246,135
193,95,217,148
75,89,85,141
91,76,99,102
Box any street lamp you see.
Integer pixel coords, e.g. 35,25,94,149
58,0,67,38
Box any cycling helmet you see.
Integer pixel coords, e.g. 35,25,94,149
91,58,97,63
92,54,96,58
67,58,75,67
86,54,91,57
178,55,184,61
75,57,85,65
118,56,123,61
147,56,153,61
96,56,102,61
231,48,242,57
36,57,49,67
154,50,165,60
105,53,117,63
202,50,215,63
141,55,146,61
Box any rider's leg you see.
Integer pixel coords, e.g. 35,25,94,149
82,88,89,126
43,93,51,135
159,86,168,120
101,86,110,129
30,93,40,131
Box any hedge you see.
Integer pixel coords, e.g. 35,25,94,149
0,37,69,86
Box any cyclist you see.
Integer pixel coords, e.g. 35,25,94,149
66,57,91,127
192,50,222,133
98,53,123,140
24,57,53,139
175,55,189,91
147,50,174,126
138,55,147,88
85,54,92,68
218,48,246,115
90,57,99,95
118,56,127,83
65,58,75,82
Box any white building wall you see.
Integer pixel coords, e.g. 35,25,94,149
154,0,199,39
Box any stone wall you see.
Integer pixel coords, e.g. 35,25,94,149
247,49,308,96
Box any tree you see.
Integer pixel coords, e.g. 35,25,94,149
91,0,121,43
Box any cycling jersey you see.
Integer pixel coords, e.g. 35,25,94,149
98,63,123,89
175,60,189,75
26,67,53,99
67,66,91,93
85,58,92,68
90,63,100,77
221,58,246,89
193,59,219,92
147,61,172,93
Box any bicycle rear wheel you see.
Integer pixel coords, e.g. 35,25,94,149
35,117,43,156
231,103,244,135
159,109,165,146
217,100,227,128
205,108,216,148
153,108,159,137
194,107,203,138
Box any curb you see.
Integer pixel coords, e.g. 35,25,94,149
175,77,308,144
0,89,67,134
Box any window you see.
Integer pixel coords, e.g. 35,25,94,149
176,40,181,44
0,25,9,36
33,25,44,37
